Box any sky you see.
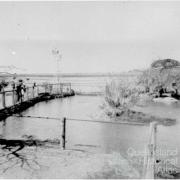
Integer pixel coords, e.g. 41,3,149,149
1,1,180,73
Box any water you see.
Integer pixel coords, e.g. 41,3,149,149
1,93,180,167
1,74,180,176
134,101,180,166
0,95,148,157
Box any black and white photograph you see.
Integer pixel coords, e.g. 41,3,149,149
0,1,180,179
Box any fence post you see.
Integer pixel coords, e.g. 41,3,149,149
69,83,71,92
62,117,66,150
12,90,15,105
49,85,52,94
37,86,39,96
144,122,157,179
2,91,6,108
61,84,63,95
26,87,29,100
32,87,35,98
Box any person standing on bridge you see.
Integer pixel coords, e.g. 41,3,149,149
16,80,24,102
16,83,22,102
21,83,26,101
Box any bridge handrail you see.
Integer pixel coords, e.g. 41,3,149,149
0,83,72,109
0,83,71,94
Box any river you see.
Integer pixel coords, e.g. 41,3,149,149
0,95,149,157
0,94,180,175
134,101,180,167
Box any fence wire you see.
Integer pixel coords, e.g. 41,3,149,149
13,115,147,126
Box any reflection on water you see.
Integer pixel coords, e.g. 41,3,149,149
0,95,149,156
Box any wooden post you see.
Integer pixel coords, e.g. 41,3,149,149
69,83,71,92
62,117,66,150
50,85,52,94
37,86,39,96
61,84,63,95
27,87,29,100
144,122,157,179
32,87,35,98
2,91,6,108
20,92,23,103
59,83,61,94
12,90,15,105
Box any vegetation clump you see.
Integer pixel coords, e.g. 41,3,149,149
104,80,140,110
138,59,180,95
151,59,180,69
103,59,179,125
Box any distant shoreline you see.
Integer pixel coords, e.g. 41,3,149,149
0,71,143,78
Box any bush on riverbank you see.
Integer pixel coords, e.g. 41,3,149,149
104,80,140,110
103,77,176,126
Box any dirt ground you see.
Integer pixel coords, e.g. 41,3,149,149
0,145,140,179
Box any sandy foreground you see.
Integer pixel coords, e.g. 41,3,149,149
0,145,140,179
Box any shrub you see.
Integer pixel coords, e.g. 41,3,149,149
104,80,140,110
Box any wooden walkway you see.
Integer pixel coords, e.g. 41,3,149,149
0,83,72,110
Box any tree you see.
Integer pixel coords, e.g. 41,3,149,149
151,59,180,69
138,59,180,93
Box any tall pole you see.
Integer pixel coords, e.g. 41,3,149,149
57,55,61,84
52,49,62,92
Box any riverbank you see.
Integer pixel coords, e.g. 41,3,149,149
103,94,176,126
0,92,75,120
105,108,176,126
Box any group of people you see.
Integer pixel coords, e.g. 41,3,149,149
15,81,37,102
12,80,27,102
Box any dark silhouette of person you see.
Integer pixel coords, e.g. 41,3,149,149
16,84,22,102
159,87,164,97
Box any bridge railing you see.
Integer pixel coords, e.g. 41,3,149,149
0,83,72,110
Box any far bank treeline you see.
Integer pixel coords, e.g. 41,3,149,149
138,59,180,96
